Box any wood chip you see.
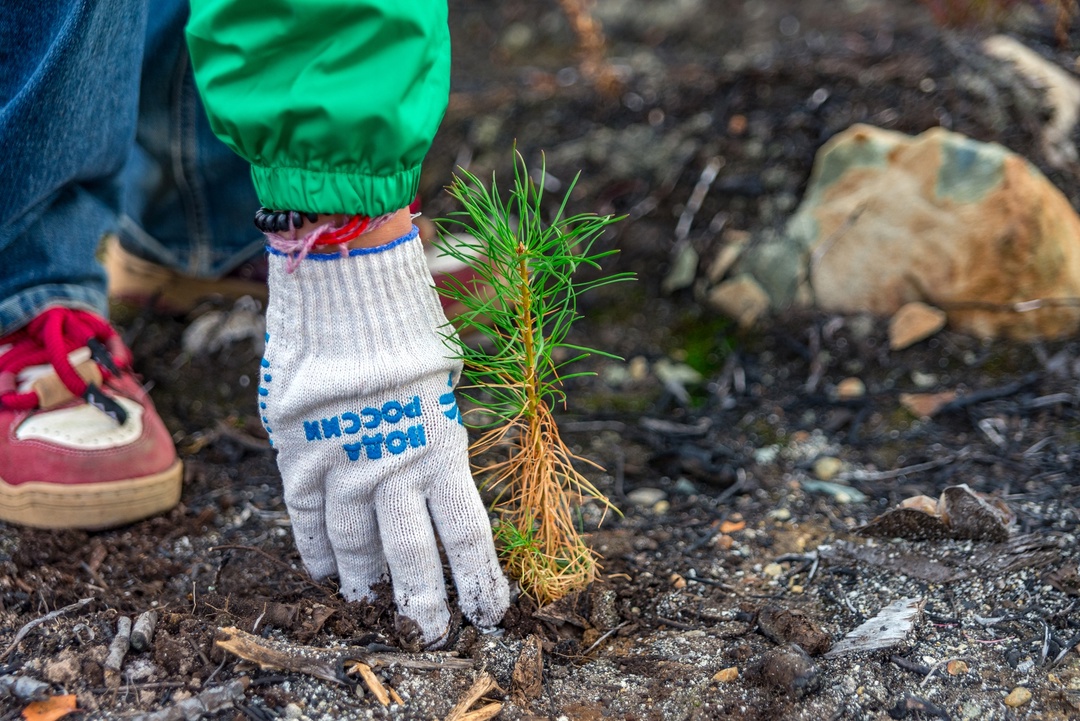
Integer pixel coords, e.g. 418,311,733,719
889,301,946,350
825,598,924,658
899,391,957,419
20,694,77,721
347,662,390,706
453,704,503,721
445,672,503,721
511,635,543,702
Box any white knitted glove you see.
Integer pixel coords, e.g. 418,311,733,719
259,227,510,648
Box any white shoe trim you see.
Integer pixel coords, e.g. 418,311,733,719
16,397,146,449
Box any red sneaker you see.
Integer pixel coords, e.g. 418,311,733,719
0,308,182,529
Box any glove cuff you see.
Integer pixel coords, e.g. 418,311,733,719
265,226,459,383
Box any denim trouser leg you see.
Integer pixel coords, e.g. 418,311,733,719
0,0,149,336
119,1,263,278
0,0,263,337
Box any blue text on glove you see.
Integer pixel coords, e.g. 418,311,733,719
300,396,427,460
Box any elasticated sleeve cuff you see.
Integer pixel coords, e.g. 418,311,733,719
250,162,422,218
186,0,449,215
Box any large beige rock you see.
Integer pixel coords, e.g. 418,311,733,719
788,124,1080,340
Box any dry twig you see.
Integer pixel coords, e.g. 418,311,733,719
214,626,473,688
556,0,621,94
0,597,93,662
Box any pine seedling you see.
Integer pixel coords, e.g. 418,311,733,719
435,153,632,605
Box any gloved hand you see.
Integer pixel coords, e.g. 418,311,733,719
259,226,510,648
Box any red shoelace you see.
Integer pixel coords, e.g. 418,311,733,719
0,308,130,412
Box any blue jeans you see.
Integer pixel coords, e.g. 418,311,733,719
0,0,262,336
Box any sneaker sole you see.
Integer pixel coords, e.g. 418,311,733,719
0,459,183,530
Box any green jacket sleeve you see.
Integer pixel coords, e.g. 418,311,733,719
186,0,449,216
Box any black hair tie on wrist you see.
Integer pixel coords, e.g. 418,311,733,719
254,206,318,234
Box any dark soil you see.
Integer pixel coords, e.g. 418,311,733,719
4,1,1080,719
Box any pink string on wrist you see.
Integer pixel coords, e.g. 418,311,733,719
264,212,396,273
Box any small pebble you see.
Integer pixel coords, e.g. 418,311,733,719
911,370,938,389
670,573,687,589
653,500,670,515
746,644,820,698
836,377,865,399
715,534,735,550
763,563,784,578
757,605,832,655
769,507,792,521
626,487,666,506
720,519,746,533
713,666,739,682
1004,687,1032,707
812,456,843,481
947,660,969,676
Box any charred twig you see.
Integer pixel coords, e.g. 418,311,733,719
921,656,969,686
889,655,932,676
105,616,133,688
656,616,696,630
804,325,824,394
0,597,93,662
184,632,212,669
1050,631,1080,667
129,678,249,721
0,674,50,702
888,693,951,720
687,576,738,592
675,157,724,243
213,420,273,452
840,453,962,482
935,373,1041,414
131,611,159,652
772,552,821,584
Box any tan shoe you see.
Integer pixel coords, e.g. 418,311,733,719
103,235,268,315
